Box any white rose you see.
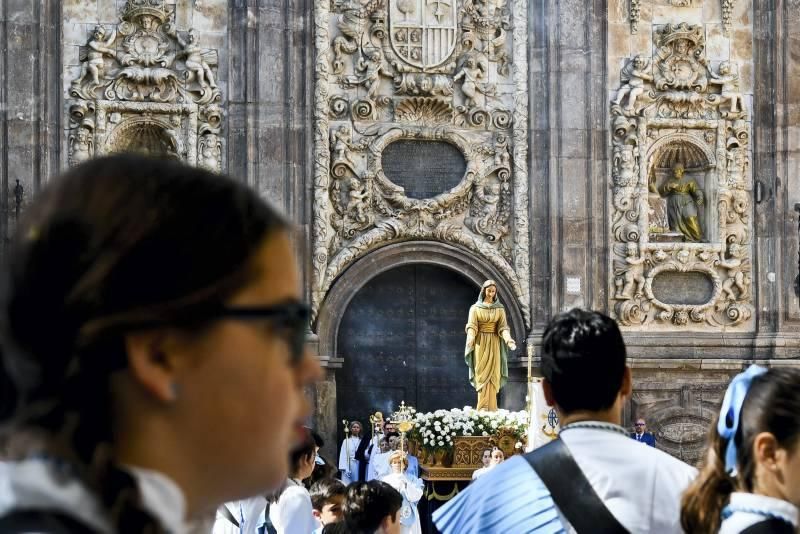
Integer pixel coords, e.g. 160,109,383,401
481,431,489,437
438,440,444,447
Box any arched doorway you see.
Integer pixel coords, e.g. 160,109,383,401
336,264,477,428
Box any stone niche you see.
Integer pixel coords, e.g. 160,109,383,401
66,0,223,171
610,22,754,331
312,0,531,326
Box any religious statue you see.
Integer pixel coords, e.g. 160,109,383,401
658,162,705,242
464,280,516,411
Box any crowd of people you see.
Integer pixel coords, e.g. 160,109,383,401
0,155,797,533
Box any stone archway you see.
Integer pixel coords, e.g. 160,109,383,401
315,241,526,451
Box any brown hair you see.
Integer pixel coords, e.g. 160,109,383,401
680,367,800,533
0,154,288,533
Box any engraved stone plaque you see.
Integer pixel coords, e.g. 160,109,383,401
651,271,714,305
381,140,466,199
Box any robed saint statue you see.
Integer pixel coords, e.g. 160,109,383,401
465,280,516,411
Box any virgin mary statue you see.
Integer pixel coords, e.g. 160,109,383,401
465,280,516,411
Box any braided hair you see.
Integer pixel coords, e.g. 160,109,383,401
0,154,288,533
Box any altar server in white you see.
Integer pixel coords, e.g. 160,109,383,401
338,420,363,483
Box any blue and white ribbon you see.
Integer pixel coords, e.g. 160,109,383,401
717,365,768,473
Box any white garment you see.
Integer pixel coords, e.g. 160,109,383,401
212,497,268,534
470,466,491,480
268,478,316,534
555,426,697,534
0,458,195,533
719,493,799,534
381,472,423,534
338,436,361,482
367,450,391,481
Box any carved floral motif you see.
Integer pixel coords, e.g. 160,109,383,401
67,0,222,169
313,0,529,324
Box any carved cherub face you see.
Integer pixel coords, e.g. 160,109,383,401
626,242,638,257
93,25,105,39
674,39,689,55
633,55,647,69
188,29,198,43
76,127,90,144
369,51,381,62
727,243,741,258
140,15,155,31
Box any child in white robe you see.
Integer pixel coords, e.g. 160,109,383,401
381,450,423,534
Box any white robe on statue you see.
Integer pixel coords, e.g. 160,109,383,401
381,472,424,534
338,436,361,483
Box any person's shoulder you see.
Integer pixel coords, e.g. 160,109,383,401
433,456,563,534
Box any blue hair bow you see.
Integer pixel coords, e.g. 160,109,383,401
716,365,768,474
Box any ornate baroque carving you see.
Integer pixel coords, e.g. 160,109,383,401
67,0,223,169
609,23,754,331
312,0,529,325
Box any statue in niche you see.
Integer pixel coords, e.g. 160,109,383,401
173,28,218,89
72,25,117,91
719,243,749,301
613,55,653,112
464,280,516,412
614,242,647,300
709,61,743,114
657,162,705,242
69,123,94,166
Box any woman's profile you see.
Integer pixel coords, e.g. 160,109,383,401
0,154,320,533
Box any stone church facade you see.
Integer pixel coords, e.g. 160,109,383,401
0,0,798,462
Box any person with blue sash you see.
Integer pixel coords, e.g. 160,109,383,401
681,366,800,533
433,309,696,533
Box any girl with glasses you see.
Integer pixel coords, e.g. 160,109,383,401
0,155,320,533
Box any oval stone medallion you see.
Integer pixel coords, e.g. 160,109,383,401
381,140,467,199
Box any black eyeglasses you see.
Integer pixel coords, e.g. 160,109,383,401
216,302,310,365
635,423,645,427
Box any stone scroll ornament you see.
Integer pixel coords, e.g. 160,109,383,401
312,0,531,325
609,23,754,330
67,0,223,171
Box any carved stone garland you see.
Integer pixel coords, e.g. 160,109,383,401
67,0,223,171
610,23,754,330
313,0,530,325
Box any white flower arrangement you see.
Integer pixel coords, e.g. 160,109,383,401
410,407,529,454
